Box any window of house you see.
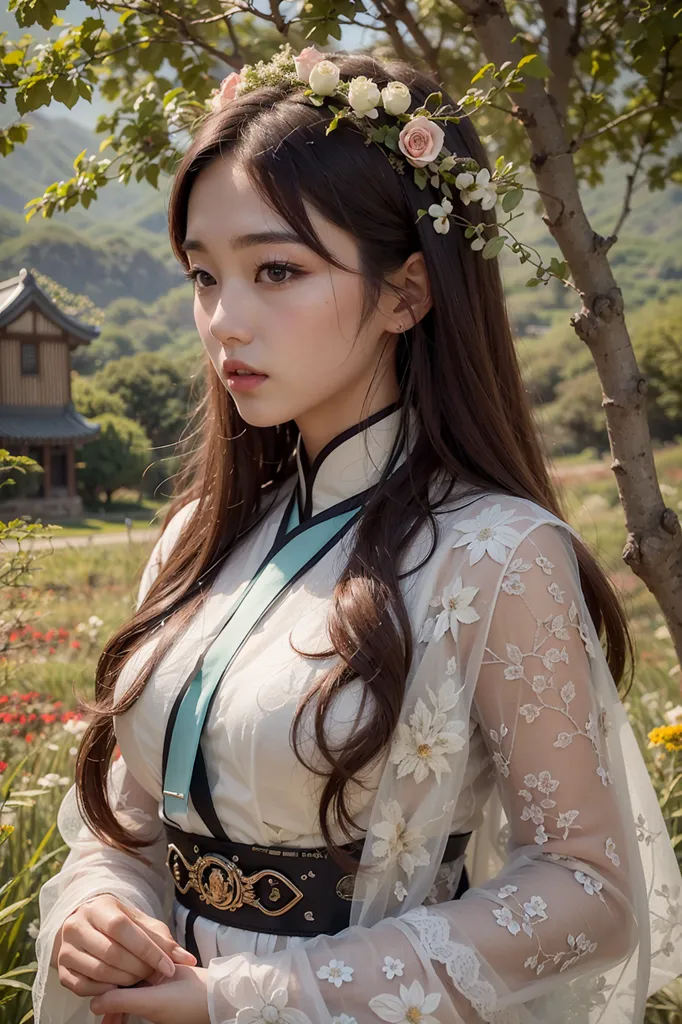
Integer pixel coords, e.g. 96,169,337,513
21,342,39,375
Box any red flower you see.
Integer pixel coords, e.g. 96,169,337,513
53,701,63,708
58,628,69,638
0,695,8,704
48,647,56,655
28,713,37,722
32,631,43,640
70,641,81,650
25,733,35,743
18,714,26,725
41,713,57,724
45,629,56,641
9,632,19,642
0,761,7,772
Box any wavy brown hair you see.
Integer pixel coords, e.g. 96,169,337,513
76,51,634,870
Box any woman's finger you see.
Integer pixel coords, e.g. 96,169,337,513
70,920,161,980
58,945,142,988
84,900,177,977
56,963,119,998
123,904,197,964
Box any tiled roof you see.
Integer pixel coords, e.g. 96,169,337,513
0,404,100,442
0,268,99,343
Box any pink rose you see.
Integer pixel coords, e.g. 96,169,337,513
211,71,242,111
398,116,445,169
294,46,327,84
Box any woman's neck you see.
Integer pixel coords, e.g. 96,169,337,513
295,372,400,463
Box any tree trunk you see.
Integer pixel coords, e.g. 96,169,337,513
452,0,682,671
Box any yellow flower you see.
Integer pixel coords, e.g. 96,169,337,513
648,724,682,752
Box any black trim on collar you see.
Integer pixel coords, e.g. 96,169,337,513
297,400,401,522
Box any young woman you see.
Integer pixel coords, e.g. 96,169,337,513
34,47,681,1024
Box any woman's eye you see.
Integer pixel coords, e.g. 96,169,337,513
256,262,300,285
185,267,215,289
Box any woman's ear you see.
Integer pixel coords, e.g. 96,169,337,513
383,251,433,332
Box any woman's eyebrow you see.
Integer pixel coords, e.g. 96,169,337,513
181,230,303,253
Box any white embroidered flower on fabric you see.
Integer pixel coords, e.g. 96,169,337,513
535,554,554,574
332,1016,358,1024
556,810,580,838
498,884,518,898
446,656,458,676
605,837,620,867
371,800,430,878
389,685,466,784
369,979,442,1023
501,572,525,595
418,577,480,643
394,881,408,902
574,870,604,897
493,905,521,936
523,895,548,921
451,503,525,565
316,959,354,987
232,975,313,1024
547,582,565,603
382,956,405,980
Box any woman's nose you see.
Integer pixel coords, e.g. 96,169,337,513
208,301,252,347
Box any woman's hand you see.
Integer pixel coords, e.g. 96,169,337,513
89,964,211,1024
53,893,197,998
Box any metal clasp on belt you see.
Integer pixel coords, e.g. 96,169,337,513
166,843,305,917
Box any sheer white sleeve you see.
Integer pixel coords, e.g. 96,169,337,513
205,506,682,1024
31,502,198,1024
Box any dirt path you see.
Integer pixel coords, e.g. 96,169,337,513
1,527,159,552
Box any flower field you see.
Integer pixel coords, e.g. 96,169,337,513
1,447,681,1022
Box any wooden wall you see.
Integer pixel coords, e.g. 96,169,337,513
0,307,72,406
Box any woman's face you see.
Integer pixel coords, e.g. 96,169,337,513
183,154,401,445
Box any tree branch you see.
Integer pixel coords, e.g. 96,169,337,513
611,44,676,239
452,0,682,664
537,0,575,123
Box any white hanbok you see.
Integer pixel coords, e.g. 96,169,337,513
33,406,682,1024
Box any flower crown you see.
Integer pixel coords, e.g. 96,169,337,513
209,43,506,241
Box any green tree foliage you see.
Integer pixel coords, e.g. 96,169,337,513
71,374,126,418
0,2,678,218
91,352,191,452
77,413,150,504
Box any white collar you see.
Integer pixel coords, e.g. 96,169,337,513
295,404,414,519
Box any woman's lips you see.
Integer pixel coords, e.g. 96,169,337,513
223,367,268,392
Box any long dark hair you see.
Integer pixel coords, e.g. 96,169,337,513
76,51,634,868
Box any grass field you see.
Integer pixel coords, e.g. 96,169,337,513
1,447,681,1022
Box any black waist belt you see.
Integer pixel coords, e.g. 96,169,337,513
164,822,471,938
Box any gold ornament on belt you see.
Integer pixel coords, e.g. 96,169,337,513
166,844,304,917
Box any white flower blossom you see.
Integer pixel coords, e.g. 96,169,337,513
316,959,354,987
501,572,525,595
575,871,603,897
454,167,498,210
369,980,441,1023
381,81,412,115
493,906,520,935
382,956,405,979
605,837,620,867
427,198,452,234
309,60,341,96
419,577,480,644
371,801,430,878
348,75,381,117
452,503,525,565
233,975,313,1024
394,881,408,902
390,687,466,784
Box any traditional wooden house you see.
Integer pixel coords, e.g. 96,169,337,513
0,268,100,519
